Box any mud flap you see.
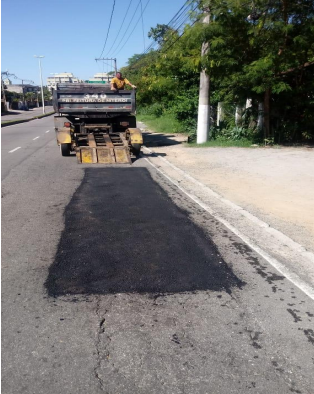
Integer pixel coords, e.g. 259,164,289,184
76,147,131,164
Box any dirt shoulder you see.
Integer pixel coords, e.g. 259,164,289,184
142,128,314,253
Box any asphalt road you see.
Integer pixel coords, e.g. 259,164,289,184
1,117,54,179
2,116,314,394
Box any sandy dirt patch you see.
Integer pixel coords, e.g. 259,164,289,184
144,132,314,253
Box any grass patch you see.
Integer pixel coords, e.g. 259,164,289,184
1,119,29,125
188,138,255,148
35,111,55,119
137,113,184,134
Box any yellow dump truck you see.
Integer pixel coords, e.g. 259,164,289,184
53,83,143,164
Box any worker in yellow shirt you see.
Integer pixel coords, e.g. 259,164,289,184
110,72,136,91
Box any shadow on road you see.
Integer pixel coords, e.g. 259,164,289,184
1,111,23,116
143,132,185,148
46,168,244,297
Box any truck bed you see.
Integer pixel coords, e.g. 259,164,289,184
53,83,136,115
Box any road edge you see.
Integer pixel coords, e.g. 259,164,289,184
1,111,55,128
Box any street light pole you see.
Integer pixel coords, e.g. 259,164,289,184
34,55,45,114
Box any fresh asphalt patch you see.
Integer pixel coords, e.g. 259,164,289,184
46,168,244,297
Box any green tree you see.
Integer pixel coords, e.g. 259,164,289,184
148,24,174,44
122,0,314,142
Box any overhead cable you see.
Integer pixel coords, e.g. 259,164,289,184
108,0,142,57
167,1,192,27
105,0,134,57
166,1,191,26
141,0,195,56
114,0,151,56
128,1,200,69
140,0,146,52
99,0,116,58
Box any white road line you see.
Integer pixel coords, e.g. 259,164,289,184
145,156,314,301
9,147,21,153
45,130,50,133
33,136,40,140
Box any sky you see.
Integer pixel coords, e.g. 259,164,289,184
1,0,187,86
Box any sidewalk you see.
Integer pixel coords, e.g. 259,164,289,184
1,106,54,124
140,125,314,254
139,125,314,292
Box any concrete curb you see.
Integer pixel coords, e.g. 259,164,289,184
1,111,55,128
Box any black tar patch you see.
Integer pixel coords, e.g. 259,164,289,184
46,168,243,296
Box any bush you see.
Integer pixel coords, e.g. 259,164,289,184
213,126,254,140
138,103,165,117
188,124,261,145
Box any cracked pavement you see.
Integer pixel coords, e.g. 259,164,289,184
2,117,314,393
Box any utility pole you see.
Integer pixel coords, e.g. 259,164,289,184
95,58,117,74
197,9,210,144
34,55,45,114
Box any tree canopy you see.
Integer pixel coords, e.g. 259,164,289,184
121,0,314,143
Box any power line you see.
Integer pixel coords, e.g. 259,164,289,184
108,0,142,57
158,2,201,55
140,0,146,52
105,0,134,57
95,58,117,73
1,71,34,84
161,16,199,55
110,0,194,61
162,0,262,55
99,0,116,58
172,8,192,29
140,1,196,57
167,1,192,27
122,0,268,70
169,7,197,35
128,2,200,69
114,0,151,56
141,0,195,56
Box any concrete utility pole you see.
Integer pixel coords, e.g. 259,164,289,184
197,9,210,144
34,55,45,114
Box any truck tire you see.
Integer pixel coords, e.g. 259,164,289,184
60,143,71,156
132,143,141,155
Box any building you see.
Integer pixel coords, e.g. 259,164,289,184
85,73,112,84
5,84,40,94
47,72,81,91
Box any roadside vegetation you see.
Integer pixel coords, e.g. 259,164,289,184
188,138,254,148
137,113,184,134
122,0,314,145
3,88,51,111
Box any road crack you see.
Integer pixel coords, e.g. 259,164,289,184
94,295,111,393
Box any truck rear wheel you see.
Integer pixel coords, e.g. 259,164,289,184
60,143,71,156
132,143,141,155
